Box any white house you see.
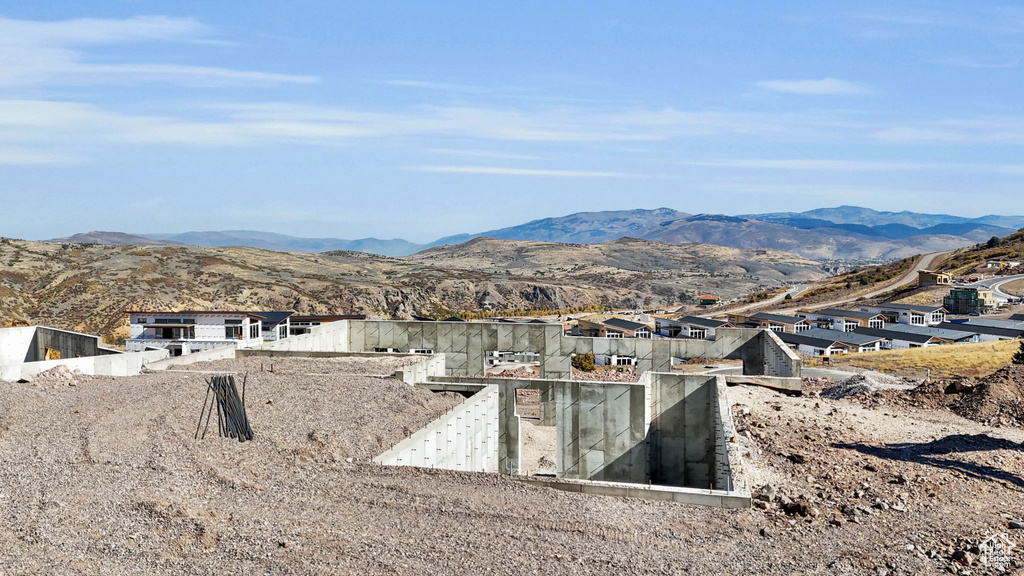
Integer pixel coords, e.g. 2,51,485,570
126,311,270,356
859,304,946,327
654,316,732,339
798,308,886,332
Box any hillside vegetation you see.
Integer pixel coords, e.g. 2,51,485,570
938,228,1024,274
837,340,1020,379
0,237,826,338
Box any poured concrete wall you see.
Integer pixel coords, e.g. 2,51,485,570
251,319,799,381
393,354,446,385
1,349,168,382
143,344,238,371
373,385,499,472
555,379,650,483
648,373,715,488
31,327,119,361
0,326,36,365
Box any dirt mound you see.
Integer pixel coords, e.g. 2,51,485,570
949,364,1024,427
821,372,916,400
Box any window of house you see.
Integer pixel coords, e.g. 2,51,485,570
136,318,148,324
226,325,242,339
249,323,260,339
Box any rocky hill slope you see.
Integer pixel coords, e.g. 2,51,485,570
0,237,826,337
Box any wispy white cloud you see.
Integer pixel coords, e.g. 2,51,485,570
428,148,541,160
681,158,1024,174
0,148,81,165
405,165,640,178
0,15,316,87
376,79,487,93
874,118,1024,144
756,78,874,96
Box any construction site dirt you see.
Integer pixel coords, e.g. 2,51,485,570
2,356,1024,575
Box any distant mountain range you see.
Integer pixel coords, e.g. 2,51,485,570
43,205,1024,262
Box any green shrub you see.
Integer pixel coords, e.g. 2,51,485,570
572,353,595,372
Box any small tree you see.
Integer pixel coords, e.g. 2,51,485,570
1013,341,1024,365
784,293,793,301
987,236,1002,249
572,353,595,372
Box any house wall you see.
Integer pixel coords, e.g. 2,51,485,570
127,313,263,352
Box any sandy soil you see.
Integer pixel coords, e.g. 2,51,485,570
3,357,1024,574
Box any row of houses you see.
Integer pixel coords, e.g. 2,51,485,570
126,311,364,356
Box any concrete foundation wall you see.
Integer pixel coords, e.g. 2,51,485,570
1,349,168,382
556,379,650,483
31,327,120,361
373,385,499,473
257,319,350,353
648,373,715,488
143,344,238,371
393,354,446,385
0,327,37,365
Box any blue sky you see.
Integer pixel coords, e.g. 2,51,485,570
2,1,1023,242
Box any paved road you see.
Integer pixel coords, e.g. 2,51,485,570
766,250,954,315
967,274,1024,302
720,283,811,315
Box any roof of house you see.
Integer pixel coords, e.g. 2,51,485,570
241,311,294,325
864,303,947,314
129,310,266,319
852,326,943,344
751,312,807,325
290,314,366,321
802,328,886,346
678,316,731,329
1010,314,1024,322
604,317,649,331
937,322,1024,338
776,331,851,350
863,323,976,341
699,295,720,300
961,318,1024,330
813,308,882,320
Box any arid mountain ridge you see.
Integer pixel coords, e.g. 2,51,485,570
49,205,1024,261
0,236,826,337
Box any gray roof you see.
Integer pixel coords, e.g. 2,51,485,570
852,326,941,344
751,312,807,325
865,303,947,314
802,328,886,346
813,308,882,320
1010,314,1024,321
678,316,731,328
776,331,851,349
868,323,976,341
604,317,649,331
937,322,1024,338
962,318,1024,330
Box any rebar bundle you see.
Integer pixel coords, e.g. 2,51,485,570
194,374,253,442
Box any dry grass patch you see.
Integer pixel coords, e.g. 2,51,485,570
1002,278,1024,297
838,339,1020,379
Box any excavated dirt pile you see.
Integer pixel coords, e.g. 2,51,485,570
950,365,1024,427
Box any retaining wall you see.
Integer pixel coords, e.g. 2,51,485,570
143,345,238,371
373,385,499,472
1,349,168,382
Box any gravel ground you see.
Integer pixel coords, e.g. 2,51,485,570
3,358,1024,574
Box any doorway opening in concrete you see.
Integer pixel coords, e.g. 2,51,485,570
515,388,556,477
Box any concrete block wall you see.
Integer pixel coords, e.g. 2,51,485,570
373,385,499,473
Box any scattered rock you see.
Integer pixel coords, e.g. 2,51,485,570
787,453,808,464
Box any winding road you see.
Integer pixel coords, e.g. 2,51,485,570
967,274,1024,302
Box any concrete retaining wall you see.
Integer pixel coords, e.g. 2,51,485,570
394,354,446,385
0,326,36,365
246,319,799,382
257,320,350,353
143,345,238,371
373,385,499,472
1,349,168,382
648,373,714,488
